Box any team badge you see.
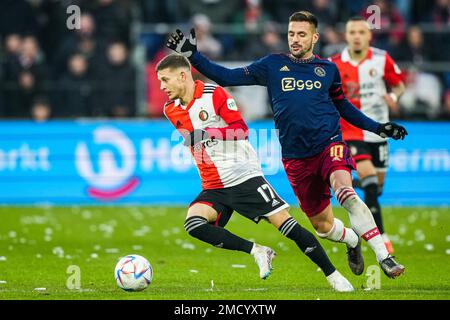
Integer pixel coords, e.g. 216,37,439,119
369,68,378,77
314,66,326,77
199,110,209,121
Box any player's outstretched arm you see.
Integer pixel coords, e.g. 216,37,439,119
334,98,407,140
166,29,262,87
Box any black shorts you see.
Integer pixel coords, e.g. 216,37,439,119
190,176,289,226
347,140,389,170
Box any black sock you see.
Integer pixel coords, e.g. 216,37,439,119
362,176,385,234
279,217,336,276
184,216,254,253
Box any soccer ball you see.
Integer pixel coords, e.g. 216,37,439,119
114,254,153,291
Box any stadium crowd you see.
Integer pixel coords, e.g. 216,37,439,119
0,0,449,120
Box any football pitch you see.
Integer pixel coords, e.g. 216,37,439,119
0,206,449,300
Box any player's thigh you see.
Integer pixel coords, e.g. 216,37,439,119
377,171,386,187
231,176,290,224
356,159,377,179
188,189,233,226
282,158,331,219
370,141,389,186
347,140,375,179
187,203,218,222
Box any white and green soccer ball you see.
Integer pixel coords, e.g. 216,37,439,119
114,254,153,291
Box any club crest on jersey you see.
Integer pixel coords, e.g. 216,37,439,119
314,66,326,77
369,68,378,77
199,110,209,121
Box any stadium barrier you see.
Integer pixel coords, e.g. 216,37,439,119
0,120,448,206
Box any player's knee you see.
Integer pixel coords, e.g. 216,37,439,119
184,216,208,237
267,209,291,229
315,218,342,241
313,220,334,236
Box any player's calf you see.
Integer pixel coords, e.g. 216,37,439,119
335,186,391,263
184,216,253,253
315,217,364,275
278,216,336,277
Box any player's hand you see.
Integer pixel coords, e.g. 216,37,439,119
166,28,197,58
378,122,408,140
384,93,400,116
183,129,209,147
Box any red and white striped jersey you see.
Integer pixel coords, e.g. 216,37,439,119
331,47,403,142
164,80,263,190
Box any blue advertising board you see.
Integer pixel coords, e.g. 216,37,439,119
0,120,448,206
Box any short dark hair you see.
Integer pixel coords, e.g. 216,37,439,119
155,54,191,72
289,11,318,29
347,16,367,23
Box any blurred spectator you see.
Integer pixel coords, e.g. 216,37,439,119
91,41,136,117
179,0,241,24
192,14,223,59
428,0,450,61
0,0,38,38
362,0,405,51
321,26,346,57
310,0,338,28
31,96,51,122
232,0,271,53
430,0,450,27
4,34,23,56
91,0,132,46
395,26,435,65
139,0,180,23
56,54,92,118
53,13,102,77
243,21,287,59
261,0,309,23
2,36,48,118
400,67,443,119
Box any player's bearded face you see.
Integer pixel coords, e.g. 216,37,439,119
288,22,318,59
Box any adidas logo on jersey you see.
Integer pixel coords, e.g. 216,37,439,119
279,65,290,72
272,199,280,207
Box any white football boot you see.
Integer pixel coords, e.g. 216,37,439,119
326,270,355,292
251,244,276,280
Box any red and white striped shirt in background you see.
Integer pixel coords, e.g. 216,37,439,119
331,47,404,143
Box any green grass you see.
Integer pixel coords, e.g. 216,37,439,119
0,206,449,300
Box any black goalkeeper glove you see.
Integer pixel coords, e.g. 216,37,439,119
166,28,197,58
377,122,408,140
183,129,209,147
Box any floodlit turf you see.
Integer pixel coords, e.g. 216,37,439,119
0,206,449,300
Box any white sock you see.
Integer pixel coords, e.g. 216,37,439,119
250,243,258,255
336,186,389,262
316,218,359,248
